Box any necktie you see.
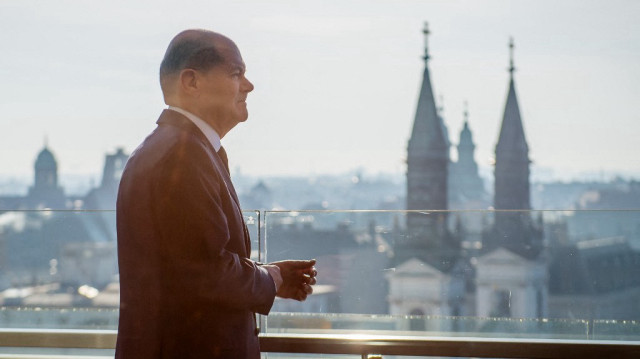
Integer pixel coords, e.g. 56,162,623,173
217,146,250,256
217,146,230,174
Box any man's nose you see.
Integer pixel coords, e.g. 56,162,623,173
243,77,254,93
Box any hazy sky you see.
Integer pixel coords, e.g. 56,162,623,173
1,0,639,180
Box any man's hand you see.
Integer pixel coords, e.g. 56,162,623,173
265,259,317,301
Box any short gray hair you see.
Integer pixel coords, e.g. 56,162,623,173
159,30,224,93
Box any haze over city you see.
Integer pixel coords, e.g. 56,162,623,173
1,0,639,183
2,2,640,341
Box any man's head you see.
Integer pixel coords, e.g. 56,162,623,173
160,29,254,138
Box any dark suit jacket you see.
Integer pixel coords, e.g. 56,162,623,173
115,110,276,359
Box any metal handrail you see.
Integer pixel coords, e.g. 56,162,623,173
1,329,640,358
0,329,115,349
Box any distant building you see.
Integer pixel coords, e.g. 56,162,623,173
482,39,543,260
27,145,66,209
448,108,488,211
476,38,546,319
240,180,274,210
0,146,128,292
0,144,67,210
448,107,491,235
0,145,128,211
390,23,465,317
267,216,389,315
393,29,548,320
84,147,128,210
548,236,640,320
404,23,449,237
395,30,640,324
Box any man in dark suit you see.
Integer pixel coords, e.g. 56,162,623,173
115,29,317,359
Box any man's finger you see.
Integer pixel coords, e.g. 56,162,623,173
300,283,313,295
296,289,308,301
301,275,317,285
281,259,316,269
300,266,317,276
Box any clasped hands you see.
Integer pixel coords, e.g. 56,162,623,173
263,259,317,302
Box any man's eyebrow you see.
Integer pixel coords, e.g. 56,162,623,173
228,62,246,72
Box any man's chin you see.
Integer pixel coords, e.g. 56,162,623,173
238,111,249,122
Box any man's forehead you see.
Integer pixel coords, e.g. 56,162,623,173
215,42,246,69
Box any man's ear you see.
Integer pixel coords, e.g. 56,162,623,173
179,69,199,96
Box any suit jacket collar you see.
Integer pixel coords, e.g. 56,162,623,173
166,106,222,152
156,109,247,228
157,109,208,144
156,109,251,256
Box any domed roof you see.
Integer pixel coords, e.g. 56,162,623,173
459,121,473,146
35,146,58,170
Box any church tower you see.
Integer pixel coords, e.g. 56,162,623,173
476,39,547,320
406,22,449,232
457,105,480,181
400,23,458,265
494,38,531,211
449,103,486,207
489,38,542,259
390,26,464,317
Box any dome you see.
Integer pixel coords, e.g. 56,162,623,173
459,121,473,147
35,147,58,170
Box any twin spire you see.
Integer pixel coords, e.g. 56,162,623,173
422,22,430,61
413,23,523,150
509,37,516,78
423,21,517,74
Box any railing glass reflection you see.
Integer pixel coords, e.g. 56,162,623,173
263,210,640,341
1,209,640,357
0,209,260,357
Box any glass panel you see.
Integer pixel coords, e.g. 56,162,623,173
263,210,640,341
2,209,640,345
592,320,640,341
0,347,114,357
0,209,259,329
246,210,262,262
0,210,119,317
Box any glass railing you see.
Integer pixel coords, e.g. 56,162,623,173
0,209,259,357
261,210,640,344
1,209,640,357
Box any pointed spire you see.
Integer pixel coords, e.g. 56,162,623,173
496,38,528,155
494,37,531,213
44,135,49,149
406,21,449,232
422,22,430,62
459,101,473,150
463,100,469,125
508,37,515,78
408,22,448,156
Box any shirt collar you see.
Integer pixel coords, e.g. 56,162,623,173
167,106,221,152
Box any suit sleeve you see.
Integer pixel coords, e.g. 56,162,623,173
152,139,276,315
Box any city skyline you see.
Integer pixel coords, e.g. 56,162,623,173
1,0,639,180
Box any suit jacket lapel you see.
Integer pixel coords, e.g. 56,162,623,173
157,110,241,204
157,110,252,257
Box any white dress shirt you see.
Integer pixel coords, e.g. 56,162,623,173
167,106,221,152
